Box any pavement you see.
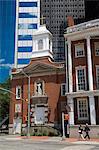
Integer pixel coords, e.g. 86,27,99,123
1,135,99,144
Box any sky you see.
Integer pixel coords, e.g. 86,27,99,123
0,0,16,83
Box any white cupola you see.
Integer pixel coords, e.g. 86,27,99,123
32,25,53,59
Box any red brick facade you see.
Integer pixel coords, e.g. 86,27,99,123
9,57,66,133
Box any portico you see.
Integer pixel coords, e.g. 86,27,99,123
64,19,99,125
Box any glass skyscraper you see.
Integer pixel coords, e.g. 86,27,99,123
14,0,40,68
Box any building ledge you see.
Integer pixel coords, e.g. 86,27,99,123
65,90,99,98
66,19,99,34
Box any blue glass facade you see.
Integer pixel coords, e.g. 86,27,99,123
18,58,30,64
18,23,37,29
15,0,40,68
19,13,37,18
18,47,32,52
18,35,32,40
19,2,37,7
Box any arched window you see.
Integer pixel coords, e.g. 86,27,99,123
38,39,43,50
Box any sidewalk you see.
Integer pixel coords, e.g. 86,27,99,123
18,136,99,143
1,135,99,144
64,137,99,143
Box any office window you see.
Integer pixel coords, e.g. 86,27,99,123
95,42,99,56
75,43,85,58
61,83,66,96
77,98,88,120
19,2,37,7
76,66,86,91
16,86,21,99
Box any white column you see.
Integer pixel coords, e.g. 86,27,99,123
67,96,74,125
86,36,93,91
14,0,19,68
46,37,49,50
68,40,73,93
89,95,96,125
65,41,68,93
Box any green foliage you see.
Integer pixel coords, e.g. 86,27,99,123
0,78,11,121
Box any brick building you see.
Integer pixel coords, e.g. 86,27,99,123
9,19,99,137
64,18,99,137
9,25,66,134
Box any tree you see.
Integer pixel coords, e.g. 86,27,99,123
0,78,11,122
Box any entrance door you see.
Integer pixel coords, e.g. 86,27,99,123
95,97,99,124
13,118,22,134
35,106,45,124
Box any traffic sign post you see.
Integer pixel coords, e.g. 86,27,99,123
62,112,70,140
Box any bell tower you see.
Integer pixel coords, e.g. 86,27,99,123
32,25,53,59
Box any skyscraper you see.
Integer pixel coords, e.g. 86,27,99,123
85,0,99,21
14,0,40,68
41,0,85,62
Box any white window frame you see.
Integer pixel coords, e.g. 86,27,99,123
96,65,99,89
61,83,66,96
16,86,21,99
76,66,87,91
95,42,99,56
77,98,89,120
75,43,85,58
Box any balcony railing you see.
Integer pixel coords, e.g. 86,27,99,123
66,19,99,34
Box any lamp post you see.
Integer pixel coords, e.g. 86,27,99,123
21,70,30,137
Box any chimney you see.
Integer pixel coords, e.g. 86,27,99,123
67,16,74,27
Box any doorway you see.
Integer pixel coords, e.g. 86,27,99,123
35,105,45,124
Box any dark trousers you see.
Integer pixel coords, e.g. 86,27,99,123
84,132,90,139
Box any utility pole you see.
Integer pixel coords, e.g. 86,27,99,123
62,112,65,140
21,70,30,138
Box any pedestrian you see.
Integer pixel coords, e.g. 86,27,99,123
84,123,90,140
78,124,85,140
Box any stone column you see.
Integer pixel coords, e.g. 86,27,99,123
68,40,73,93
89,95,96,125
67,96,74,125
86,36,93,91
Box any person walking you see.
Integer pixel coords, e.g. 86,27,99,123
84,123,90,140
78,124,85,140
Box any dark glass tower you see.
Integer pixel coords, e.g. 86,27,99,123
41,0,85,62
85,0,99,21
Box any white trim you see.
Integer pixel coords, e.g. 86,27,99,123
19,0,37,1
94,42,99,56
96,65,99,89
18,29,37,35
77,98,88,120
75,66,87,91
68,40,73,93
18,52,32,58
14,0,19,68
75,43,85,58
18,40,33,46
19,18,38,24
19,7,38,13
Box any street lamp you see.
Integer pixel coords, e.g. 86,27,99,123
21,70,30,137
